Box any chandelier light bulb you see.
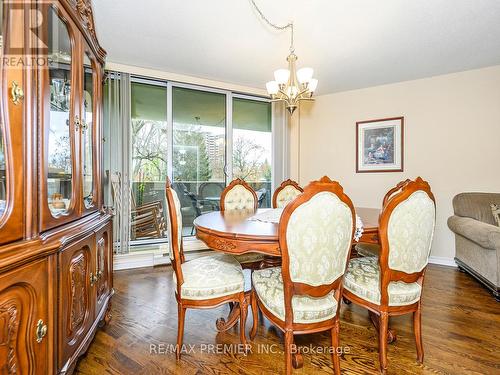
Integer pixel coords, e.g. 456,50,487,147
266,81,279,95
308,78,318,93
274,69,290,85
297,67,314,84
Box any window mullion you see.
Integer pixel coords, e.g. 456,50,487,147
226,92,233,184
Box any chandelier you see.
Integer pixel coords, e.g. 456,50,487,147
251,0,317,115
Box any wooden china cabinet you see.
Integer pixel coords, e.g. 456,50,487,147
0,1,112,374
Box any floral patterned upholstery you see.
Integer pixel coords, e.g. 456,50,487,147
252,267,338,323
343,257,422,306
388,191,436,273
234,253,265,264
355,242,380,258
275,185,302,208
286,192,353,286
173,253,244,300
223,184,256,211
166,188,183,260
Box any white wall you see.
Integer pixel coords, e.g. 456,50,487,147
294,65,500,262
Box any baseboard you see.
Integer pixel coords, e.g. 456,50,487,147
115,252,457,271
113,249,213,271
114,252,157,270
428,256,457,267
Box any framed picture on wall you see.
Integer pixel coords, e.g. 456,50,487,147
356,117,404,173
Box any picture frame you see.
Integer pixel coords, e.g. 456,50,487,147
356,117,404,173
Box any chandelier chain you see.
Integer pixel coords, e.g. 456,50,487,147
250,0,294,52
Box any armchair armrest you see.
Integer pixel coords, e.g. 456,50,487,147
448,215,500,250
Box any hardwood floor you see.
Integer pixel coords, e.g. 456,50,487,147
75,260,500,374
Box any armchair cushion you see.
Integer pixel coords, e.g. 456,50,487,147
447,216,500,250
452,193,500,226
491,204,500,227
343,257,422,306
252,267,338,324
174,253,244,300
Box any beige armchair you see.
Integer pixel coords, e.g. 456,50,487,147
448,193,500,301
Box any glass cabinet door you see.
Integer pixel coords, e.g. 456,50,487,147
39,4,85,231
82,51,96,210
0,0,24,244
46,6,75,217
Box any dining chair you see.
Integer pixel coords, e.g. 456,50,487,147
250,176,355,375
221,178,264,269
355,179,411,258
165,178,248,359
342,177,436,374
272,179,303,208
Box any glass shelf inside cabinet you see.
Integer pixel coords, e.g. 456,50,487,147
82,53,94,208
47,6,73,215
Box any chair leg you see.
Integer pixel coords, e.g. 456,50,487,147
239,293,248,346
250,289,258,340
414,303,424,363
176,303,186,361
284,330,294,375
330,318,341,375
378,312,389,374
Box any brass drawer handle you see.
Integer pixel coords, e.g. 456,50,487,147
11,81,24,105
36,319,47,343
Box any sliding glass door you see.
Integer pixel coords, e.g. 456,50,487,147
232,97,272,208
130,81,169,242
107,75,275,251
172,87,226,235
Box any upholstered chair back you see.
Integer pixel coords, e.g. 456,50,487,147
278,176,355,325
272,179,303,208
165,178,184,285
382,179,411,207
220,178,258,211
380,178,436,275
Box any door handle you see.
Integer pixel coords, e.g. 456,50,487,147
36,319,48,343
11,81,24,105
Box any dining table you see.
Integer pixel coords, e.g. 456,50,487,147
193,206,397,345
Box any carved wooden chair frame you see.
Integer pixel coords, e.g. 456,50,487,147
250,176,356,374
220,178,258,212
342,177,435,374
165,178,248,360
272,179,304,208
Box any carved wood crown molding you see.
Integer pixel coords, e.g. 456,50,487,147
67,0,107,63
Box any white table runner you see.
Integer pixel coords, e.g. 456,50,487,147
248,208,364,241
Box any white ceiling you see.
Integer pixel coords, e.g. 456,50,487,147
93,0,500,94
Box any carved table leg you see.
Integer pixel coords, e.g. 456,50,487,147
368,311,397,344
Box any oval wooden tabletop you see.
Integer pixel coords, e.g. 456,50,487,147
194,207,380,256
194,209,278,241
